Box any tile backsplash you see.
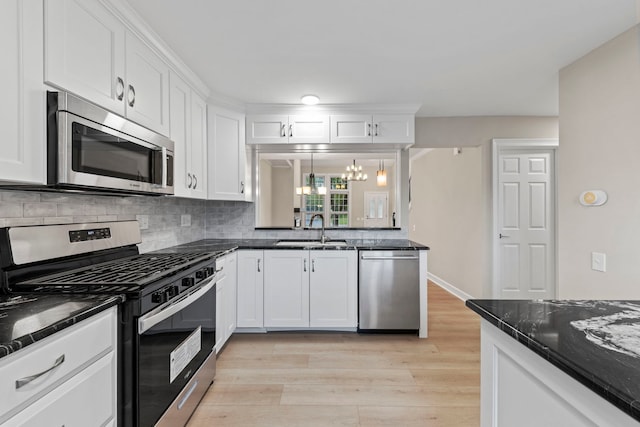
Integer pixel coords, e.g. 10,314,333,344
0,190,406,253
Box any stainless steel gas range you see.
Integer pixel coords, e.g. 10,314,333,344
0,221,218,427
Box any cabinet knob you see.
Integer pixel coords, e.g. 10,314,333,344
281,124,286,138
128,85,136,107
375,123,379,136
367,123,371,137
257,259,261,272
116,77,125,101
187,173,193,189
192,174,197,189
289,124,293,137
240,181,245,194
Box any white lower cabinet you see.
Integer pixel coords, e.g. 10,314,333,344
236,250,264,328
264,250,310,328
309,250,358,328
0,306,118,426
215,252,237,353
263,249,357,329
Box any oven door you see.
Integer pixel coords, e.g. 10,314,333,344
137,276,216,426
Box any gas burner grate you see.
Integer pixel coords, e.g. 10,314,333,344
18,253,214,287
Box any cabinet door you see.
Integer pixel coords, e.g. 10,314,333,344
125,32,170,136
189,93,208,199
208,105,247,200
0,0,45,184
264,250,309,328
309,250,357,327
372,114,415,144
169,73,191,197
289,115,330,144
224,253,238,338
246,115,288,144
4,353,116,427
215,276,226,353
45,0,125,115
330,115,373,144
236,251,264,328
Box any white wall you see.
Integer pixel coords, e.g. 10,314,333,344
558,25,640,298
409,117,558,298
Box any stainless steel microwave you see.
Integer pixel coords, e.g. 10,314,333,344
46,91,174,196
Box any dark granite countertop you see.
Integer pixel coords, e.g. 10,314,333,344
466,299,640,422
0,294,124,359
154,238,428,254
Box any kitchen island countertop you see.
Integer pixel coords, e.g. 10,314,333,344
466,298,640,423
0,294,123,359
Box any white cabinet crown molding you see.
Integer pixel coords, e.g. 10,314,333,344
245,103,420,115
99,0,210,99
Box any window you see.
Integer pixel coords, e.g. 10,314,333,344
302,175,350,227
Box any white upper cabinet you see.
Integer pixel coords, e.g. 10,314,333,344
124,33,170,136
330,114,414,144
45,0,170,136
208,105,247,200
45,0,126,115
0,0,45,185
169,72,207,199
246,115,330,145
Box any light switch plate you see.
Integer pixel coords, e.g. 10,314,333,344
591,252,606,272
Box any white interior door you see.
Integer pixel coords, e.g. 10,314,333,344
364,192,389,227
496,147,556,299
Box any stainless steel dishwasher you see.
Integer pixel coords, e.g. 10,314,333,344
358,250,420,332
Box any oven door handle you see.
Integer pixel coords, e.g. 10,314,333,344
138,275,216,334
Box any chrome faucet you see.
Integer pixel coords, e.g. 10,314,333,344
309,213,327,243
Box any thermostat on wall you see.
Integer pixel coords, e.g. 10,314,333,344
580,190,607,206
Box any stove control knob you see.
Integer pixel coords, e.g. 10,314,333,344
167,285,179,297
195,269,206,279
182,277,195,287
152,291,167,304
206,267,216,276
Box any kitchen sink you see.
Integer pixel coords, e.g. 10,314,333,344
275,240,348,248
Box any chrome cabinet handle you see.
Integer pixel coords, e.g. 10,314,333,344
240,181,245,194
311,259,315,272
499,234,510,239
116,77,125,101
187,173,193,189
289,124,293,137
375,123,379,136
367,123,371,136
257,259,261,272
281,124,286,137
193,174,197,189
303,259,307,272
128,85,136,107
16,354,65,389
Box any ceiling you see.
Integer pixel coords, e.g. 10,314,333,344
126,0,637,117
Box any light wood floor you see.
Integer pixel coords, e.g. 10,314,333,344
188,281,480,426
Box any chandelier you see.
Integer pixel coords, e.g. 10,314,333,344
342,159,367,181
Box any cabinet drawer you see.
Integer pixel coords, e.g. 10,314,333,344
0,307,116,421
3,352,116,427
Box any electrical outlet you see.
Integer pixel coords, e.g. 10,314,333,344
591,252,606,272
137,215,149,230
181,214,191,227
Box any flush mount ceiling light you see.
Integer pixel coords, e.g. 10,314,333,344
300,94,320,105
342,159,367,182
376,160,387,187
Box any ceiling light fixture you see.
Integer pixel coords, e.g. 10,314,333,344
342,159,367,182
376,160,387,187
300,94,320,105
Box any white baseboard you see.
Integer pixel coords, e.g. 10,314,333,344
428,272,474,301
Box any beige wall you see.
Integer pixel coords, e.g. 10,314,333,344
558,25,640,298
409,118,558,298
271,167,294,226
258,159,272,226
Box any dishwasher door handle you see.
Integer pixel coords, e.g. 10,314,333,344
360,255,419,260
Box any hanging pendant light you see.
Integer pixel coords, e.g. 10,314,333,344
376,160,387,187
342,159,368,181
296,154,326,195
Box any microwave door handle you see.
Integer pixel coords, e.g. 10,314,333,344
138,276,216,334
162,147,168,188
